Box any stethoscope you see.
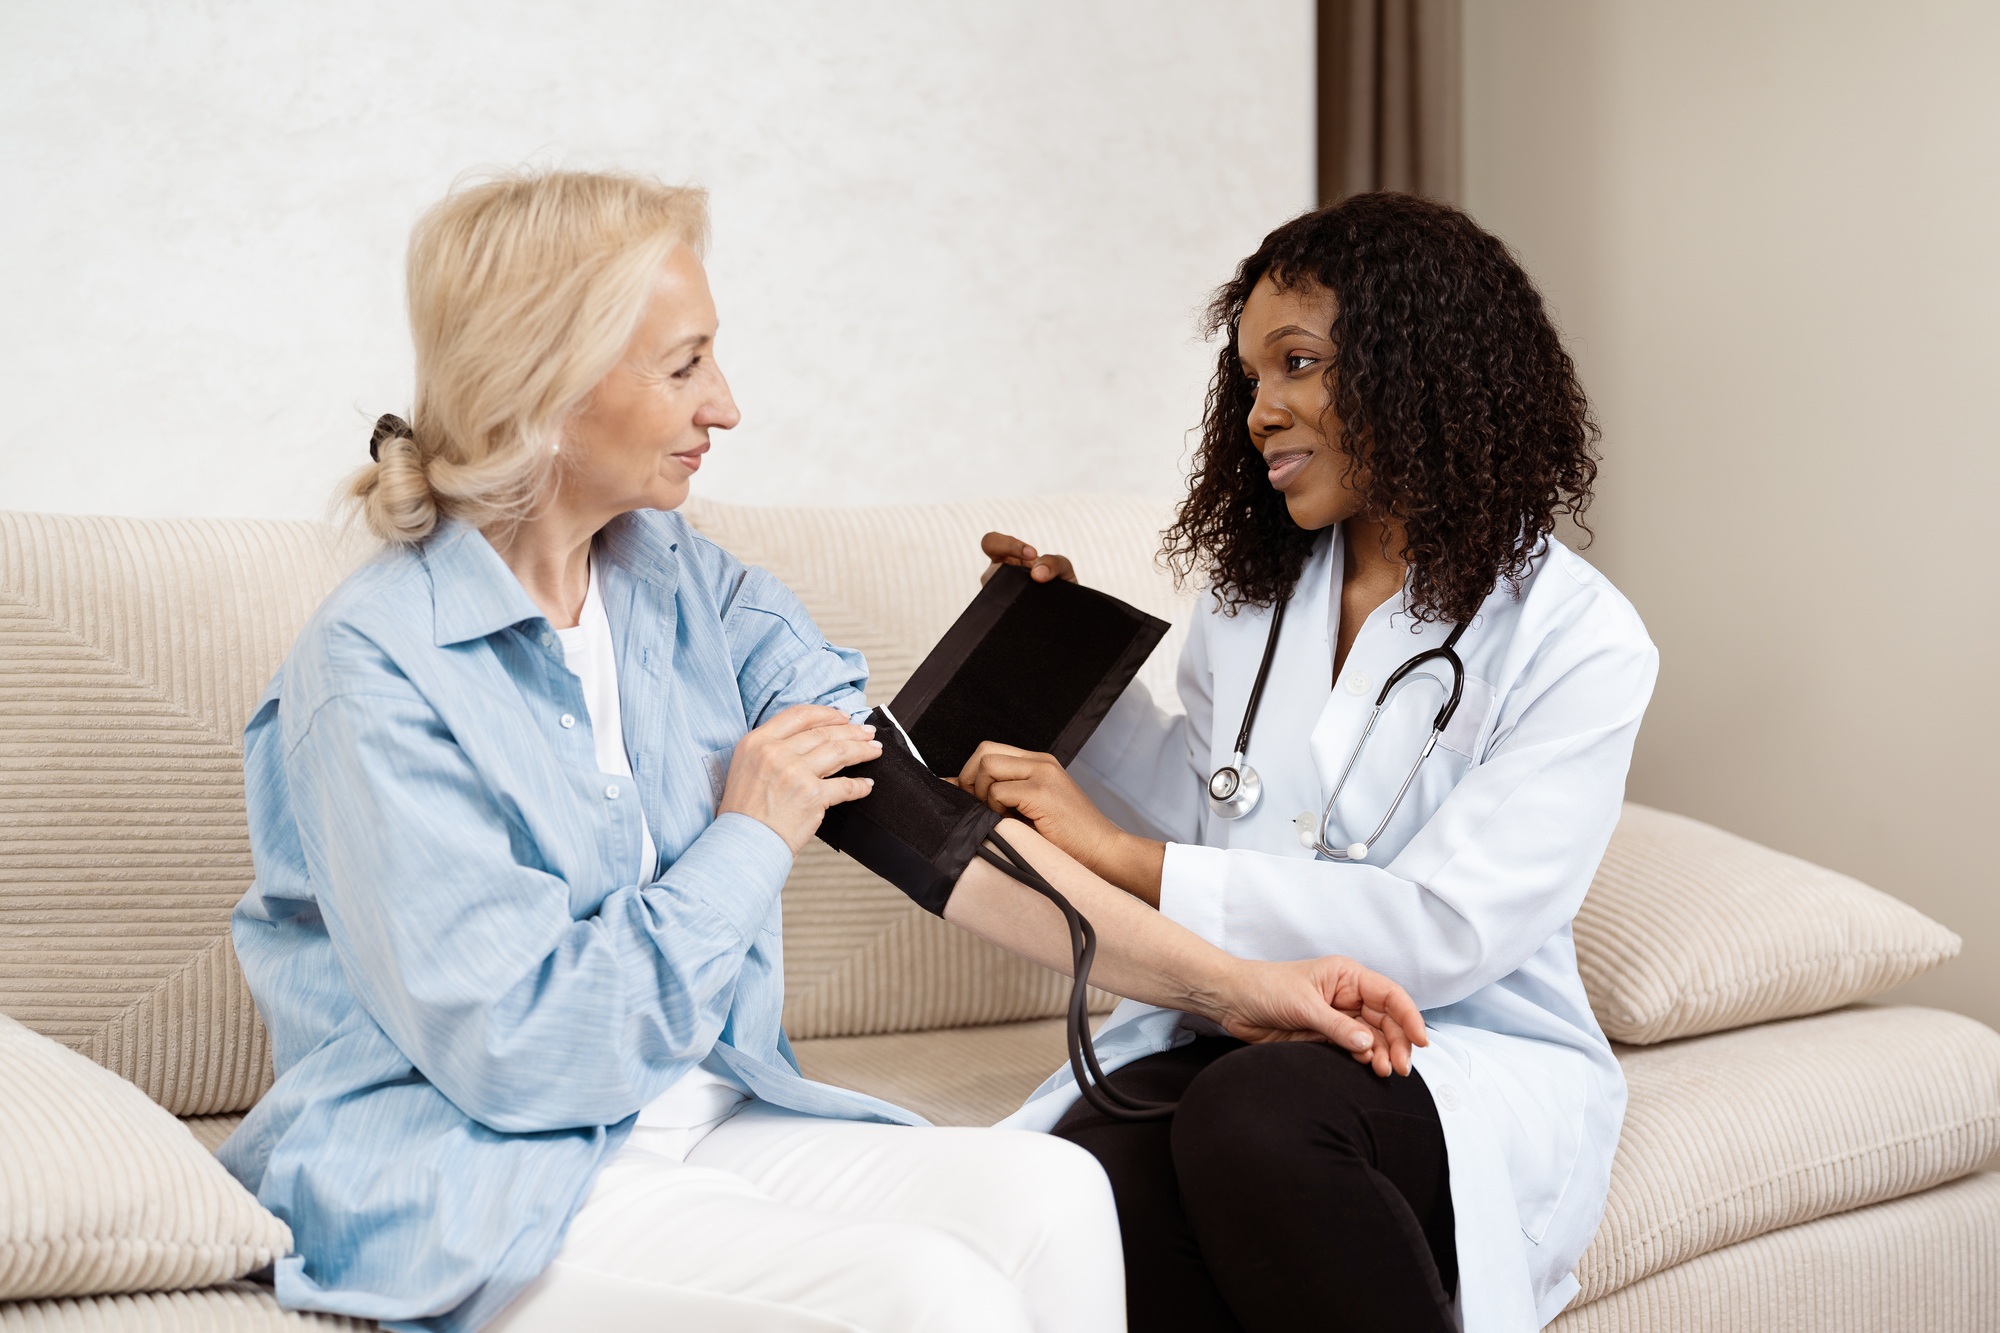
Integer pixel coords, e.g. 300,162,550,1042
1206,601,1468,861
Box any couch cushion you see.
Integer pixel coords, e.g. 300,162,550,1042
1577,1005,2000,1303
794,1015,1073,1126
0,1281,373,1331
0,512,370,1115
794,1005,2000,1305
686,497,1191,1039
1576,804,1960,1045
0,1013,292,1303
1549,1171,2000,1333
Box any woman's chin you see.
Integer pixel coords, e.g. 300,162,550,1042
1281,488,1347,532
644,477,693,513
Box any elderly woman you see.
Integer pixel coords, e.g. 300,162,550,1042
220,170,1424,1333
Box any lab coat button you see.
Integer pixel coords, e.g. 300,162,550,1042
1435,1084,1462,1112
560,713,576,729
1344,672,1371,696
604,784,620,799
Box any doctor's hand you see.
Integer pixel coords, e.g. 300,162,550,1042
956,742,1166,902
979,532,1077,586
1215,956,1428,1078
719,705,882,854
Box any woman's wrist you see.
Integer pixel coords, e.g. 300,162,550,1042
1172,949,1244,1027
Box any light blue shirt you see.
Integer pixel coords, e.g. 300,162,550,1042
220,511,921,1332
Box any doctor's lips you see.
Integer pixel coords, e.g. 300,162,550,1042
1263,448,1312,490
670,441,710,472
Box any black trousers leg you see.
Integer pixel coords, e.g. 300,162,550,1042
1054,1037,1456,1333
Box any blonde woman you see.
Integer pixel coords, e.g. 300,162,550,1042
221,170,1425,1333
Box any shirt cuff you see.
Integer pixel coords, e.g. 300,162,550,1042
678,812,796,945
1158,841,1229,952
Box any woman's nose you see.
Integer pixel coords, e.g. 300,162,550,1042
1248,387,1292,438
699,365,742,431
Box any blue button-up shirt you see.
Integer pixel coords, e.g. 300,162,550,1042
220,511,921,1332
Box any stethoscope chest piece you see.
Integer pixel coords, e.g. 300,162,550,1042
1207,757,1262,819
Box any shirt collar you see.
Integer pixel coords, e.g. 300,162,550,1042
422,511,685,648
422,519,547,647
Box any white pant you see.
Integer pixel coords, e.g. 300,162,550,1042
489,1103,1126,1333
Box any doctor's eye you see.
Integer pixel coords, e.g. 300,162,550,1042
1286,354,1318,374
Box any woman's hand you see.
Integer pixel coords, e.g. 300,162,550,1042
957,742,1165,901
1203,955,1428,1077
980,531,1077,586
719,704,882,854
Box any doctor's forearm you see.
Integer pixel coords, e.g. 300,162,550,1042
1097,833,1166,908
943,820,1231,1021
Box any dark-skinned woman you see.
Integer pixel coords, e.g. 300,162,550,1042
962,193,1657,1333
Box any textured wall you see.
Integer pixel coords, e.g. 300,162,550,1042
1463,0,2000,1029
0,1,1313,519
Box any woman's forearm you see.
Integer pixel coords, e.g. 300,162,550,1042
942,819,1231,1022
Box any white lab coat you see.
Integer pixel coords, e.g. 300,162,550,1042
998,528,1658,1331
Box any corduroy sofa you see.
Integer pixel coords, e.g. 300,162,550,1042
2,497,1996,1332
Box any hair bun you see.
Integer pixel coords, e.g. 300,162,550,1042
369,413,413,462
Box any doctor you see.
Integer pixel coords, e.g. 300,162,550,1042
959,193,1657,1332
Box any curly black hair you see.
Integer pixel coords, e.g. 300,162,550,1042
1162,192,1598,624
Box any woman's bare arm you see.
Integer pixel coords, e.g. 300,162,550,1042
944,819,1424,1075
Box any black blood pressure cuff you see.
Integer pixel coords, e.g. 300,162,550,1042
815,566,1168,917
816,708,1002,916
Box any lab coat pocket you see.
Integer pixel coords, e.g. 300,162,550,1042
1437,674,1494,758
1464,1033,1588,1244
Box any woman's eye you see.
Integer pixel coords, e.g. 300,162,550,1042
671,355,703,380
1286,354,1317,373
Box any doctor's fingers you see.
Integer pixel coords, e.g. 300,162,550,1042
956,742,1051,799
977,532,1078,585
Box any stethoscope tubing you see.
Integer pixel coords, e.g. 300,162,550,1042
1208,589,1468,859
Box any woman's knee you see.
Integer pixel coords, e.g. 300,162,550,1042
1171,1043,1371,1176
841,1224,1038,1333
933,1130,1121,1272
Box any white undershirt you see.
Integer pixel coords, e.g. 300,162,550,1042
554,558,749,1132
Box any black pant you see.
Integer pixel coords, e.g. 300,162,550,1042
1053,1037,1457,1333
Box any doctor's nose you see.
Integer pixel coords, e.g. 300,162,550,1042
1248,393,1294,440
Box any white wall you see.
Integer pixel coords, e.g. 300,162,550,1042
1464,0,2000,1028
0,1,1313,520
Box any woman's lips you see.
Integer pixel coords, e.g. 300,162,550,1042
670,442,709,473
1264,449,1311,490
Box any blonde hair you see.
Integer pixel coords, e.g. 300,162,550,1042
348,170,709,544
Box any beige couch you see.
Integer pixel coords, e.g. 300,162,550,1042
2,498,1996,1331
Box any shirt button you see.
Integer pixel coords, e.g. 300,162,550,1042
1435,1084,1462,1112
604,784,620,799
541,632,556,648
1344,671,1372,697
560,713,576,729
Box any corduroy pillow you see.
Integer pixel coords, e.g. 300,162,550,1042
1572,1006,2000,1303
0,1013,292,1302
1576,804,1962,1045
